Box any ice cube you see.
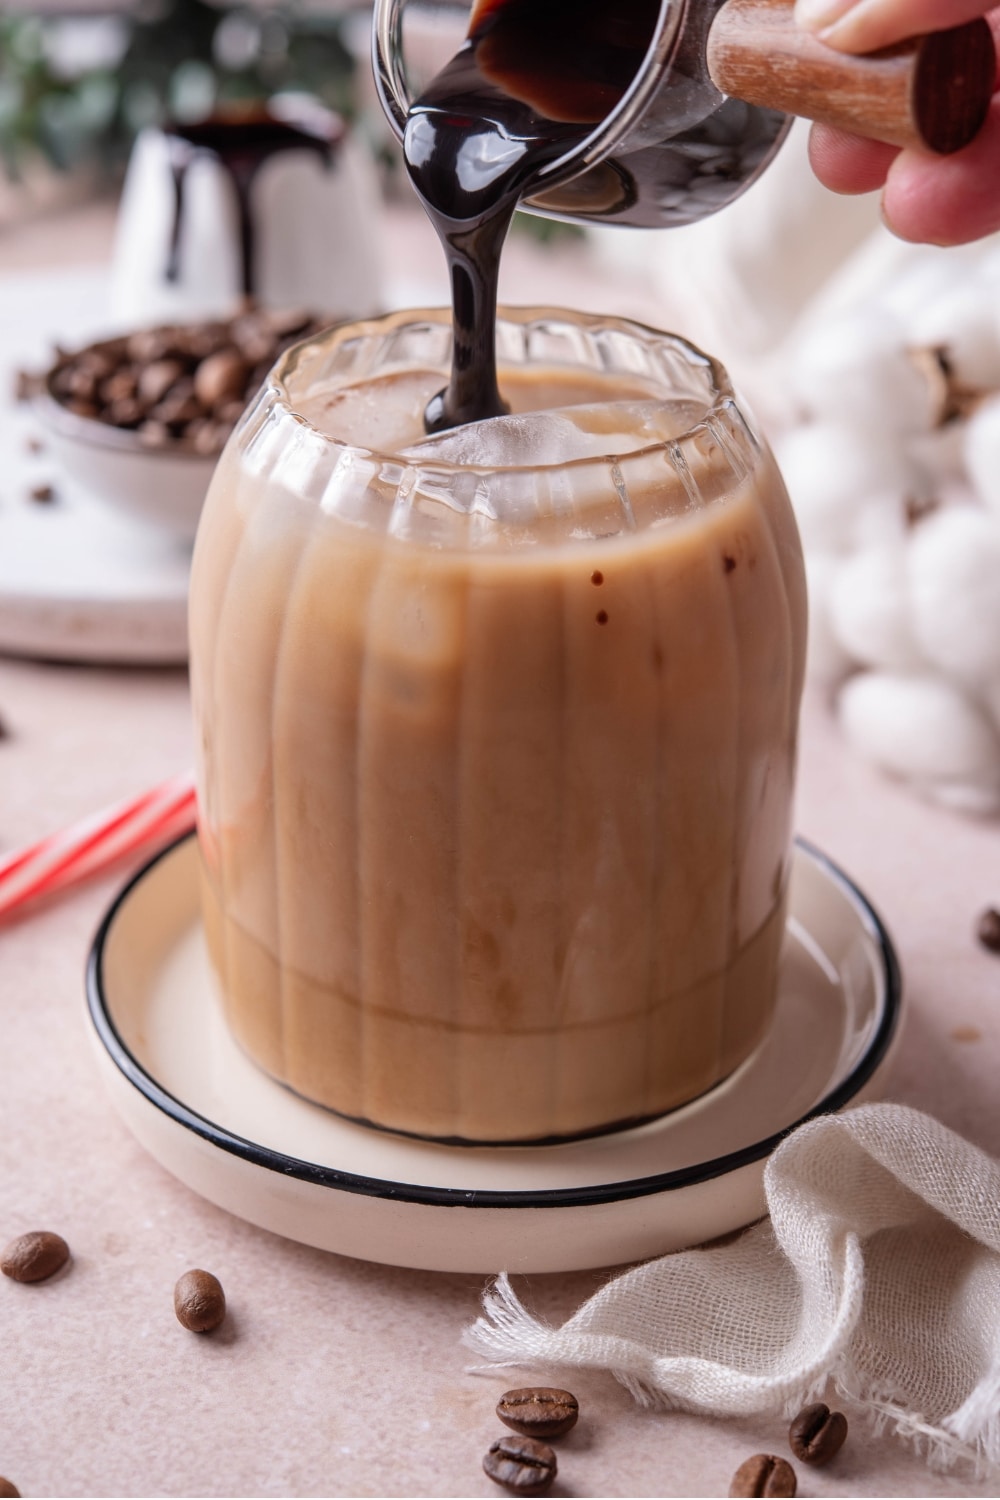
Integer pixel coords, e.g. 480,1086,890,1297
401,400,700,467
296,369,443,452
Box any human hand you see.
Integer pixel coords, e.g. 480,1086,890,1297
793,0,1000,244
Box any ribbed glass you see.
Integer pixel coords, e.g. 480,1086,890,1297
189,307,807,1143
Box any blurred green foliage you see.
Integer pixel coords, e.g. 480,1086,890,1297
0,0,357,181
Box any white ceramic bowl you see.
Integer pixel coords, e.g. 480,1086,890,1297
35,371,217,548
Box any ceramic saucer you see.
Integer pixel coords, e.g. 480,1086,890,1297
86,834,901,1273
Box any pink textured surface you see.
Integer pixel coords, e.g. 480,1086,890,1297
1,206,998,1498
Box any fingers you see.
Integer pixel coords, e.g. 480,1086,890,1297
794,0,995,54
808,124,900,193
882,96,1000,242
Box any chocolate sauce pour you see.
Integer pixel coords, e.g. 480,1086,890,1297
164,113,340,299
404,0,661,433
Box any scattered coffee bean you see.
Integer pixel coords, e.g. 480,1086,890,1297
28,484,54,505
729,1453,797,1498
977,907,1000,953
0,1476,21,1497
25,435,44,455
497,1387,579,1439
483,1435,556,1494
174,1268,226,1332
1,1230,70,1283
15,368,41,403
788,1402,848,1465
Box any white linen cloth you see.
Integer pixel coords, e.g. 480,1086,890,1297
465,1104,1000,1475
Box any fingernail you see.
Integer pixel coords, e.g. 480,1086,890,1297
794,0,857,32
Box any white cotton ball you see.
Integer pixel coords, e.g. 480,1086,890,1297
849,488,915,551
838,671,1000,804
974,240,1000,291
907,506,1000,686
791,307,942,434
880,255,965,324
829,545,923,671
773,421,912,554
804,552,854,682
903,283,1000,391
909,423,966,491
963,395,1000,515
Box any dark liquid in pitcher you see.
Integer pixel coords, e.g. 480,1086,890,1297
403,0,661,432
165,112,340,298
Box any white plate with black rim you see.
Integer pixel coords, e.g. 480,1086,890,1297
86,832,901,1273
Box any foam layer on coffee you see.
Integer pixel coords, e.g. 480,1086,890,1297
295,366,696,459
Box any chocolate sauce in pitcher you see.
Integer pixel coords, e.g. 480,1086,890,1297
404,0,660,431
165,109,341,298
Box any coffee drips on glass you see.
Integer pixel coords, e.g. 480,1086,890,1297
403,0,660,432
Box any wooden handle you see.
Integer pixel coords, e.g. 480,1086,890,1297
707,0,995,154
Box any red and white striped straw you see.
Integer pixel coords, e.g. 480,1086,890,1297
0,770,196,920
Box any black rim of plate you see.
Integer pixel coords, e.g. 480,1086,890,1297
86,830,902,1211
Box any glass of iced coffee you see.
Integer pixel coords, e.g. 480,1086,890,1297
189,306,806,1144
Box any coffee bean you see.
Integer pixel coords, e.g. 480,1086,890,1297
497,1387,579,1438
190,420,230,457
194,349,248,410
153,391,203,430
174,1268,226,1332
138,420,172,450
28,484,55,504
789,1401,847,1465
63,367,101,402
1,1230,70,1283
217,398,249,427
729,1453,797,1497
77,349,117,381
977,907,1000,953
483,1435,556,1494
139,358,187,407
107,397,147,429
0,1476,21,1496
187,324,231,361
101,369,139,405
127,329,173,364
265,306,313,338
15,368,41,402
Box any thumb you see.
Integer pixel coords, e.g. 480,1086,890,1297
793,0,995,53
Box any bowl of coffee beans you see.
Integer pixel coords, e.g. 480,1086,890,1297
35,305,328,545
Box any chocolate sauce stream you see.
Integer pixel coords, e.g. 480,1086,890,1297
165,115,338,299
403,0,660,433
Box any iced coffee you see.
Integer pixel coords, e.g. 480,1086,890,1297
189,307,806,1142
